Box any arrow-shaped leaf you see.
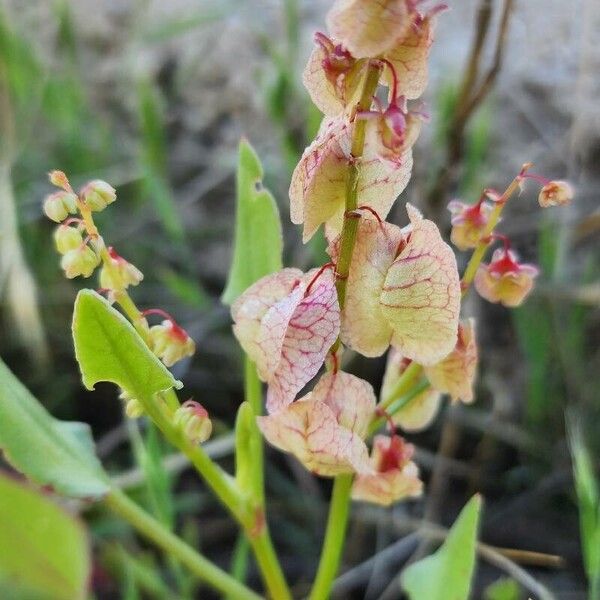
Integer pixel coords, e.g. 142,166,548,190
221,139,283,305
72,290,181,399
402,495,482,600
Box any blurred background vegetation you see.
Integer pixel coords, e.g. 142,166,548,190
0,0,598,597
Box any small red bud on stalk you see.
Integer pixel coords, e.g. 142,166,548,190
448,193,494,251
143,309,196,367
174,400,212,444
474,241,539,308
99,247,144,293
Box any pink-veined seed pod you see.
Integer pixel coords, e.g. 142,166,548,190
381,348,442,431
351,434,423,506
302,33,365,116
232,268,305,381
231,268,341,413
290,117,349,242
257,398,372,477
474,248,539,307
329,214,403,357
538,180,574,208
311,370,377,439
327,0,415,58
448,199,494,251
424,319,478,404
380,204,461,365
291,116,414,242
265,268,341,412
381,14,435,100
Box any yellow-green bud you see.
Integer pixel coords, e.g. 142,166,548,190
148,319,195,367
119,389,144,418
43,191,78,223
99,248,144,292
53,225,83,254
174,401,212,444
80,180,116,212
60,245,100,278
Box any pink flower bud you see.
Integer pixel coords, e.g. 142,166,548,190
474,248,539,307
148,318,195,367
53,224,83,254
448,198,494,250
174,401,212,444
43,190,78,222
60,245,100,279
99,247,143,292
80,180,116,212
538,180,574,208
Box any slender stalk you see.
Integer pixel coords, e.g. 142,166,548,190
310,61,382,600
368,379,431,437
104,489,262,600
309,475,354,600
379,362,423,412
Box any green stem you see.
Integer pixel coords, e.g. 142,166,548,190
309,475,354,600
250,530,292,600
379,362,423,412
243,356,292,599
333,62,382,311
311,61,382,599
104,489,262,600
245,356,264,503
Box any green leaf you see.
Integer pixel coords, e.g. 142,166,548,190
0,358,109,499
402,495,482,600
221,139,283,305
0,471,91,599
72,290,182,400
484,578,521,600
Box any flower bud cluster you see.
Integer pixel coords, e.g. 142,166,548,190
448,164,572,308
